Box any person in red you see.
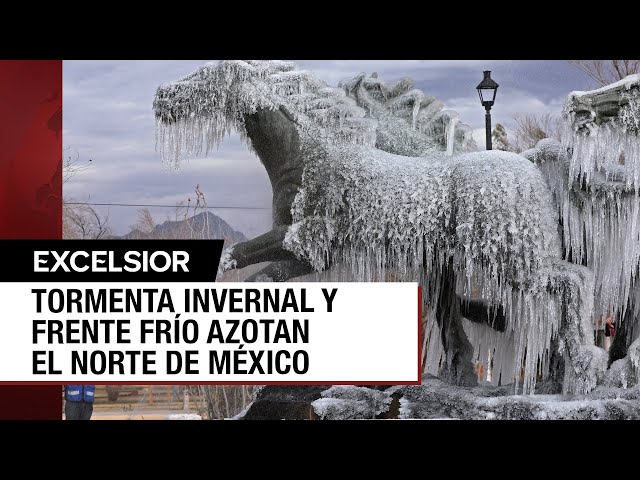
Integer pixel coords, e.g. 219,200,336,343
604,314,615,352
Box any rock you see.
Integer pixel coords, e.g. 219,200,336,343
241,386,326,420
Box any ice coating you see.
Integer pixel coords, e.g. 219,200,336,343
523,76,640,393
154,60,605,395
564,74,640,189
154,60,476,167
311,385,392,419
283,144,598,394
284,146,560,285
445,116,459,156
524,129,640,323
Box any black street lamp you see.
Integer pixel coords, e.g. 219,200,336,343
476,71,499,150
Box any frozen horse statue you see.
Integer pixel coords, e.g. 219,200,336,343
524,74,640,388
153,60,612,396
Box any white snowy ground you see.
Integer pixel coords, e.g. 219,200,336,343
391,378,640,420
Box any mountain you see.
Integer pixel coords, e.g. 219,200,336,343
121,211,247,246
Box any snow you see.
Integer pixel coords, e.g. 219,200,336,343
564,74,640,190
218,245,236,274
397,377,640,420
569,73,640,98
604,338,640,389
311,385,392,419
166,413,202,420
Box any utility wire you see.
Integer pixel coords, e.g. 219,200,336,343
65,202,271,210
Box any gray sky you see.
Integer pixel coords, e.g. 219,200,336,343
63,60,591,238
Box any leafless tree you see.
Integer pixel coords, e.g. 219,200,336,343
511,113,564,153
185,184,211,239
62,147,111,239
130,208,156,237
187,385,253,419
569,60,640,87
63,203,111,239
130,185,213,240
167,200,188,223
63,146,92,184
491,123,515,152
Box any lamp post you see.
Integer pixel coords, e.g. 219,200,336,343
476,71,499,150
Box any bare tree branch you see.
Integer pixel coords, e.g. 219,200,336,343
63,202,111,239
570,60,640,87
62,146,92,184
131,208,156,237
511,113,563,153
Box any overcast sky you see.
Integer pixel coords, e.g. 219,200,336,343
63,60,592,238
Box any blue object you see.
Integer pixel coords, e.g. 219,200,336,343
65,385,96,403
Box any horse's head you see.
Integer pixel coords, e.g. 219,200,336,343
153,60,385,169
154,61,479,169
153,61,315,166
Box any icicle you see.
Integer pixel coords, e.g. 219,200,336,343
564,74,640,190
528,91,640,324
155,60,610,395
445,116,459,156
282,142,583,394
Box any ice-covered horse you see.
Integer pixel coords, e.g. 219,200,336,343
153,60,607,394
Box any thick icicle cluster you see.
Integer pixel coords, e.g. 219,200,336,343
564,74,640,188
284,145,559,283
283,141,593,394
436,261,604,394
524,140,639,320
524,75,640,323
154,60,377,168
154,60,607,395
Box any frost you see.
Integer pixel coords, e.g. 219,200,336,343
397,377,640,420
311,386,392,419
284,142,595,394
166,413,202,420
154,60,619,396
154,61,477,168
218,246,236,275
564,74,640,190
604,338,640,389
525,80,640,322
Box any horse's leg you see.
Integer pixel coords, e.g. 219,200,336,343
245,258,314,282
221,225,299,272
436,259,477,386
458,297,507,332
609,308,631,367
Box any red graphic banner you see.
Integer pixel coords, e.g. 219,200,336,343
0,60,62,419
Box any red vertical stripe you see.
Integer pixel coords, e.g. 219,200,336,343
0,60,62,419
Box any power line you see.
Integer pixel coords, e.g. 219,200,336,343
65,202,271,210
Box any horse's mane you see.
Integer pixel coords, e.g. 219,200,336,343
153,60,476,167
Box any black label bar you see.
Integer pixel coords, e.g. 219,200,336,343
2,239,224,282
